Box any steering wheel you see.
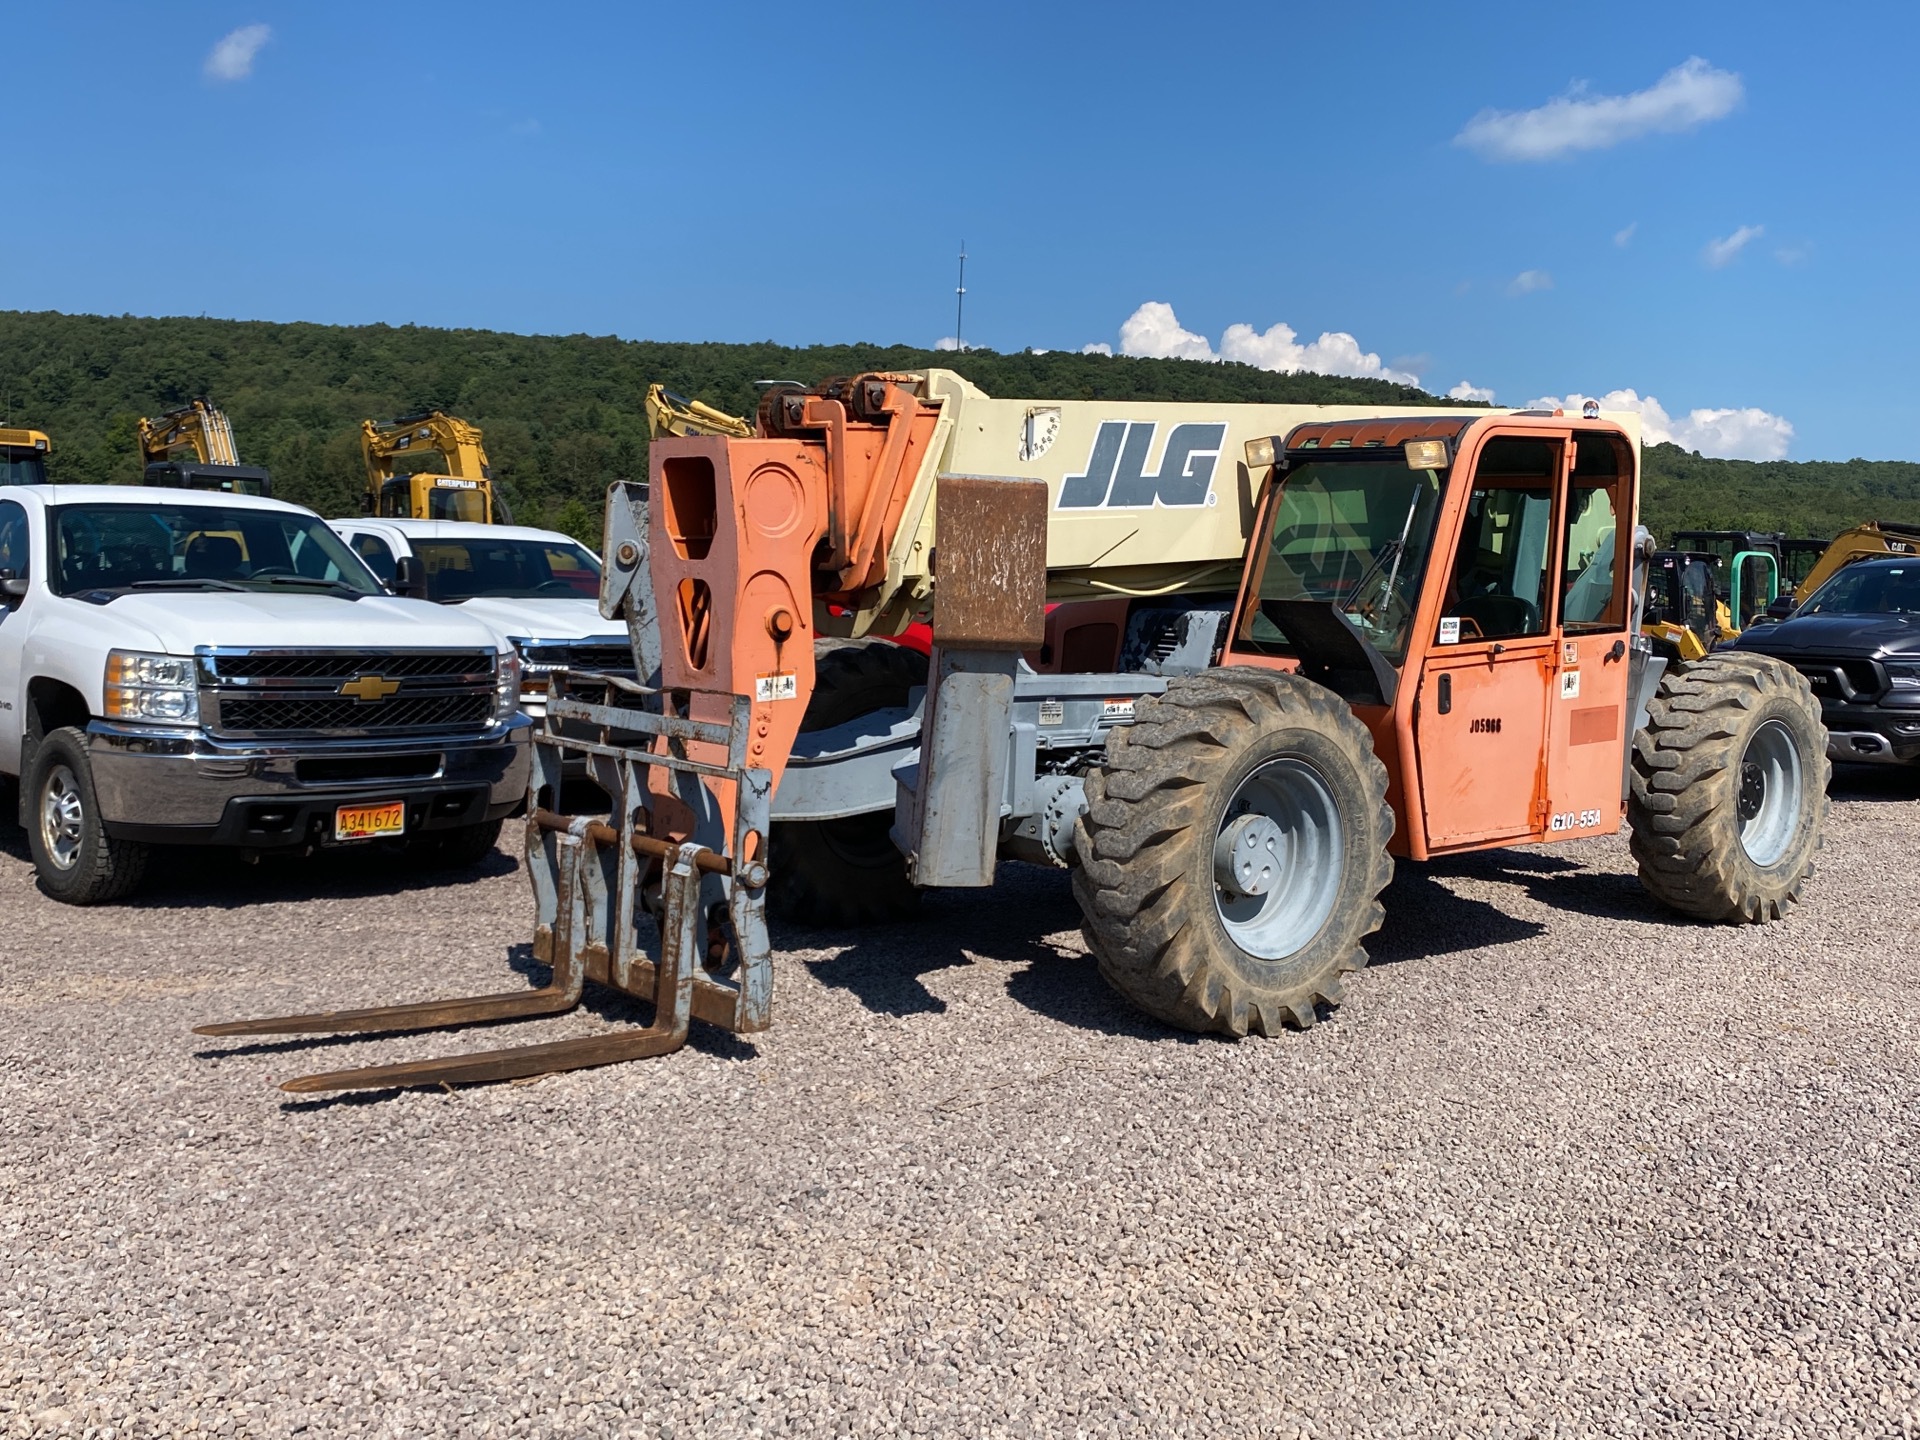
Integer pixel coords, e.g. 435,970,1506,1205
533,580,579,596
246,565,295,578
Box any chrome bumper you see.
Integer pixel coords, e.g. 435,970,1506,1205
84,717,531,837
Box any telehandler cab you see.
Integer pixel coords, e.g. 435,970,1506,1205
202,373,1828,1091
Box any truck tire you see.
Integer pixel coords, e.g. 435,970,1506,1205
1073,669,1395,1036
410,818,504,870
1628,654,1828,922
768,642,928,927
26,726,149,905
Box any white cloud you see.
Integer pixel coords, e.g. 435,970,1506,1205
1118,301,1215,362
1526,388,1793,461
1703,224,1764,268
1454,57,1743,162
204,24,270,81
1506,269,1554,297
1448,381,1497,403
1111,301,1419,386
1614,222,1638,248
1775,242,1812,266
934,336,965,352
1080,342,1113,356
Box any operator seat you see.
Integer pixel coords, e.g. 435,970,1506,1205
186,534,245,580
1453,592,1539,639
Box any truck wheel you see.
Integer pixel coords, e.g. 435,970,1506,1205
768,641,928,927
410,818,504,870
1073,669,1395,1036
1629,654,1828,922
26,727,149,905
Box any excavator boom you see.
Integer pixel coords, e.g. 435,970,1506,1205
135,399,271,495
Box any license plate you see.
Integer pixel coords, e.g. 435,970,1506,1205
335,800,405,841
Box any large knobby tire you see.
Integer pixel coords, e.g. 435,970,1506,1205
1629,653,1828,923
409,818,505,870
1073,669,1395,1036
26,726,149,905
768,641,928,927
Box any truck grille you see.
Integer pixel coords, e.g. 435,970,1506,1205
199,648,497,738
516,641,636,678
1789,658,1885,704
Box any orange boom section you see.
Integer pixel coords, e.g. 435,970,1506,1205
646,376,943,806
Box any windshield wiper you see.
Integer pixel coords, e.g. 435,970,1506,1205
131,577,249,592
254,575,368,599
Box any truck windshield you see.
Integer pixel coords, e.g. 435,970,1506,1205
0,449,48,487
1237,458,1445,664
48,503,382,598
1799,564,1920,616
411,538,601,601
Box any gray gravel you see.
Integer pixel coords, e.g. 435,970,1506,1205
3,768,1919,1439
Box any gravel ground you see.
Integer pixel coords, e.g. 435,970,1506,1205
3,768,1919,1439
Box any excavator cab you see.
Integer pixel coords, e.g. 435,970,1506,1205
0,428,50,486
362,412,510,524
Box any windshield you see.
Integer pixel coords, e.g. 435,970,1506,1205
49,503,382,598
0,449,48,487
413,537,601,601
1799,564,1920,616
1236,458,1444,664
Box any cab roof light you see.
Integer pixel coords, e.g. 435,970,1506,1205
1405,438,1450,470
1243,436,1277,471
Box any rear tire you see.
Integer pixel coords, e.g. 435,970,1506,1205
410,818,504,870
1073,669,1395,1036
768,641,928,927
26,726,149,905
1629,654,1828,922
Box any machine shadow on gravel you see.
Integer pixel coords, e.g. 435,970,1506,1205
1828,763,1920,803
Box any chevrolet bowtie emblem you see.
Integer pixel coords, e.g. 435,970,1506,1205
338,674,401,702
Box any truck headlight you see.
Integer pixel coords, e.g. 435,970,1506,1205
494,649,522,720
1886,661,1920,691
104,651,199,724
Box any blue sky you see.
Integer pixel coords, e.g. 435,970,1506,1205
10,2,1917,461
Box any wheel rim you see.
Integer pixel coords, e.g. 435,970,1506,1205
1737,719,1802,867
38,763,86,872
1213,757,1344,960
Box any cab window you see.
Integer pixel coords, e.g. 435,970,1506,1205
350,532,398,585
1441,439,1560,641
0,500,28,583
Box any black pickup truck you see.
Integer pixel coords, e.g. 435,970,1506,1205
1732,557,1920,764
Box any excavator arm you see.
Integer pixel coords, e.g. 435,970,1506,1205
137,400,241,467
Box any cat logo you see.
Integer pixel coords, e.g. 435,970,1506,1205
338,674,401,702
1057,421,1227,509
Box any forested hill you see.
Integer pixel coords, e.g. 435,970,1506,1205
3,308,1916,545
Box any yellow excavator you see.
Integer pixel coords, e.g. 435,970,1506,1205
0,427,51,486
1777,520,1920,609
361,410,510,522
135,399,273,495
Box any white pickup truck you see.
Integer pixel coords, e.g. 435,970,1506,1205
0,486,530,903
326,517,634,716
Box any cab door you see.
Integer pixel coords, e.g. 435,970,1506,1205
1539,431,1637,840
1415,434,1564,848
0,499,34,775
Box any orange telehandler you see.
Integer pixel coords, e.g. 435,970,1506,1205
203,371,1829,1091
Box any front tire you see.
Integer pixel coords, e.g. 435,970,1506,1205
1073,669,1395,1036
768,642,928,927
1629,654,1828,922
26,726,149,905
409,818,504,870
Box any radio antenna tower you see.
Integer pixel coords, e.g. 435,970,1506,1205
954,242,967,352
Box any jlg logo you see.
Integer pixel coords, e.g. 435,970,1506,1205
1058,421,1227,509
1469,716,1502,734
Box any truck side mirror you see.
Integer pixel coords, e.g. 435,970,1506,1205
392,555,429,599
0,569,27,604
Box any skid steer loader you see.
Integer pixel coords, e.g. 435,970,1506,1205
201,372,1828,1091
